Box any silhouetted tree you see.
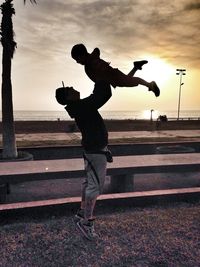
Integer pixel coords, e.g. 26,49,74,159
0,0,36,159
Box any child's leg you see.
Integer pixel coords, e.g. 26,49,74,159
117,72,150,88
128,60,148,77
127,67,137,77
125,76,160,97
112,69,160,97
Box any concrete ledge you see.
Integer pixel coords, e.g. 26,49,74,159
1,153,200,184
1,187,200,211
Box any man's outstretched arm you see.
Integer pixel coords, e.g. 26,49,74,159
80,81,112,109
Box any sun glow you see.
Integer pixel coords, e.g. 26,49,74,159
142,109,159,120
140,56,175,87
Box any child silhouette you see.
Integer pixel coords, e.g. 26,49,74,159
71,44,160,97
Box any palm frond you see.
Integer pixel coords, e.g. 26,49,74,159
0,0,16,58
24,0,37,4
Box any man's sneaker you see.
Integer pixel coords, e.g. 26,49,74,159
149,81,160,97
76,218,98,241
134,60,148,70
74,209,84,223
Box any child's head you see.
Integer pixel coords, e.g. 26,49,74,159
71,44,88,65
55,87,80,105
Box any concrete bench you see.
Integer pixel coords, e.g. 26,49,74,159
0,153,200,206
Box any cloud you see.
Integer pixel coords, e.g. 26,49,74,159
184,2,200,11
1,0,199,111
10,0,200,69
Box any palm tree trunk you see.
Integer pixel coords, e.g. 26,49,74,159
1,0,36,159
1,44,17,159
1,0,17,159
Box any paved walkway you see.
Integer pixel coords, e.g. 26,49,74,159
1,130,200,142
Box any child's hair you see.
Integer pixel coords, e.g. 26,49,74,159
71,44,87,59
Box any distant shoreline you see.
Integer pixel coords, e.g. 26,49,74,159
1,119,200,134
1,109,200,121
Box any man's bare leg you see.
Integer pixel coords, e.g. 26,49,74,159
80,187,97,220
84,197,97,220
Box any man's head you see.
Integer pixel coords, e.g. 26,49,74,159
55,86,80,105
71,43,88,65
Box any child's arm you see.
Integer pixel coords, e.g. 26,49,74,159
91,48,100,58
86,49,111,82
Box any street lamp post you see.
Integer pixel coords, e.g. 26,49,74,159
176,69,186,120
150,109,154,122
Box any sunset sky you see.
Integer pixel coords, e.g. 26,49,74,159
0,0,199,114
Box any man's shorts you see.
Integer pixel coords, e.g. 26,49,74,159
82,150,107,200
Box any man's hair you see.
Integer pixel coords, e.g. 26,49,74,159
71,43,87,59
55,87,68,105
55,87,80,105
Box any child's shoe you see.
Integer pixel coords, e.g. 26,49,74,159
134,60,148,70
149,81,160,97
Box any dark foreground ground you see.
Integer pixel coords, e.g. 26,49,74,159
0,200,200,267
0,120,200,266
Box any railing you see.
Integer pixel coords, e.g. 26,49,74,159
166,117,200,121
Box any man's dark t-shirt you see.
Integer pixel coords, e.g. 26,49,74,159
65,81,112,151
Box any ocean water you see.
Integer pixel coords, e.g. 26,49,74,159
0,110,199,121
